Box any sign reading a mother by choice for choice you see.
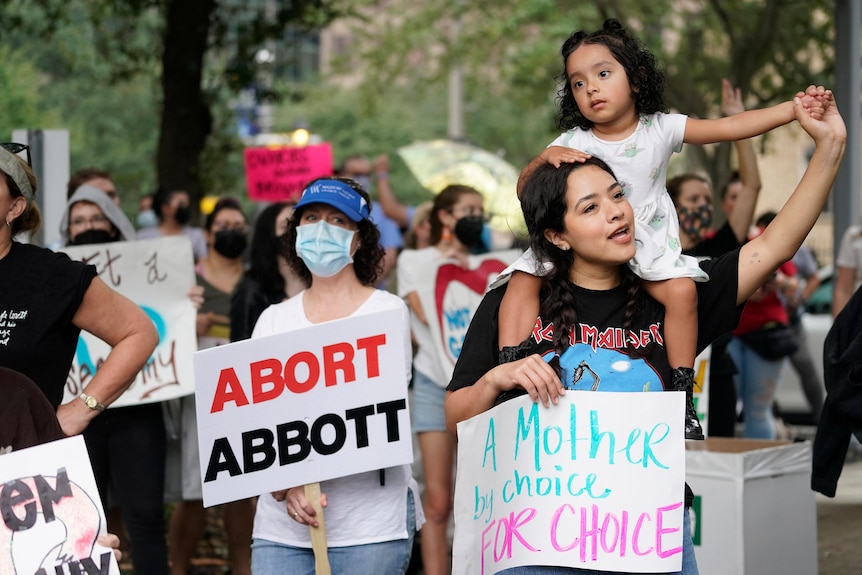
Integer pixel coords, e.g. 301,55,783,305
192,308,412,507
453,392,685,575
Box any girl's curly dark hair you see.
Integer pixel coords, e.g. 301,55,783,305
519,158,646,366
284,177,384,287
556,18,667,132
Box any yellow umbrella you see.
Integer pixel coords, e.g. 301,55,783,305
398,139,526,237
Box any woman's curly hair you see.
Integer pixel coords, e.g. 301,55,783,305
556,18,667,132
519,157,646,367
284,177,384,287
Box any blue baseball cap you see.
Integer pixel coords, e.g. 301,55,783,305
294,179,370,222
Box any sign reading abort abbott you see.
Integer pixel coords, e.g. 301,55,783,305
193,308,412,507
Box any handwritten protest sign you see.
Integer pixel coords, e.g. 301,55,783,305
453,392,685,575
412,250,520,382
62,237,197,407
193,308,413,507
693,346,710,436
244,143,333,201
0,436,119,575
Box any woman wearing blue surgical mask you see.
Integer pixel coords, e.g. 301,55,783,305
250,178,424,574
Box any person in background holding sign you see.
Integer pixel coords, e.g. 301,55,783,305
138,187,208,262
230,201,307,342
61,185,138,245
60,184,171,575
397,184,485,575
167,196,254,575
0,143,158,436
250,178,423,574
445,94,843,574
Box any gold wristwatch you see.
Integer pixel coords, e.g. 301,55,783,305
79,392,106,412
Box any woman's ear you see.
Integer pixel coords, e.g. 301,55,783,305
437,208,453,228
5,196,26,223
543,229,570,251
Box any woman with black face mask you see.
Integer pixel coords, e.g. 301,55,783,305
61,184,171,575
137,188,208,262
62,185,138,246
166,196,256,575
395,183,486,575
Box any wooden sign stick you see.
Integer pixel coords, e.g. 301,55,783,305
304,482,331,575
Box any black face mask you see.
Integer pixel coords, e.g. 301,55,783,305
70,229,116,246
174,205,191,225
454,215,484,248
213,229,247,259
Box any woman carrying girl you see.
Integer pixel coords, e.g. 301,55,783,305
497,18,828,440
445,89,843,574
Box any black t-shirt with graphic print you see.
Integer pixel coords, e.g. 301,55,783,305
0,242,97,408
449,249,742,395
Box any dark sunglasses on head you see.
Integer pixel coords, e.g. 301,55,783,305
0,143,31,167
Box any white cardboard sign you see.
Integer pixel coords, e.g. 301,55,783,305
413,250,520,382
0,436,119,575
62,237,198,407
193,308,413,507
453,392,685,574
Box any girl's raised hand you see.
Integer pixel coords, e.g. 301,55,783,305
796,85,832,120
794,89,844,143
720,78,744,116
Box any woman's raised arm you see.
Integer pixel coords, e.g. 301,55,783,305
737,91,846,305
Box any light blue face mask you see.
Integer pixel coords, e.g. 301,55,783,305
136,209,158,229
295,220,356,277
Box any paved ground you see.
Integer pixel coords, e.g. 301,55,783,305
815,456,862,574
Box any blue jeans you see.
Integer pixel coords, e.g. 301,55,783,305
728,337,785,439
498,509,699,575
251,490,416,575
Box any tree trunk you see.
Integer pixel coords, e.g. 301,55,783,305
157,0,216,210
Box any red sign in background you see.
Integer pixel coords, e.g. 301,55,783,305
244,143,334,201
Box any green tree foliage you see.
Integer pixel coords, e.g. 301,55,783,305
0,46,62,134
0,0,348,210
342,0,834,190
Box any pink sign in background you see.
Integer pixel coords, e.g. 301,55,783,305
244,143,333,201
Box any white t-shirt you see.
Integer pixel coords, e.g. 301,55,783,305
497,113,708,285
397,246,452,387
251,289,424,548
837,224,862,291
